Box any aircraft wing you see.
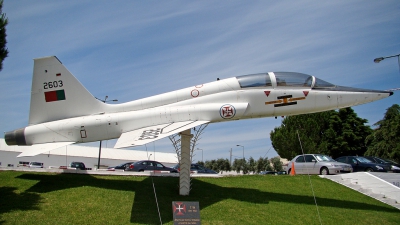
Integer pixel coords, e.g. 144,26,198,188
114,121,209,149
17,142,74,157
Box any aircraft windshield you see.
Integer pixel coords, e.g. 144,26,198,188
236,72,336,89
313,77,335,88
274,72,313,87
237,73,272,88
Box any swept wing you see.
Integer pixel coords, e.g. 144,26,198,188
114,121,209,148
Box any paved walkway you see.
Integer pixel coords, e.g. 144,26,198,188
321,172,400,210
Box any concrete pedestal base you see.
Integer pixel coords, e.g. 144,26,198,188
179,129,192,196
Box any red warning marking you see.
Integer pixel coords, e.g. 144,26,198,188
264,91,271,97
56,73,61,76
303,91,309,97
191,89,200,97
195,84,203,88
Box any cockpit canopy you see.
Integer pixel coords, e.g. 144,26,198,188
236,72,335,89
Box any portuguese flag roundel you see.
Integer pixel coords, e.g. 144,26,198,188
44,90,66,102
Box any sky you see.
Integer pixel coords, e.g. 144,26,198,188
1,1,399,162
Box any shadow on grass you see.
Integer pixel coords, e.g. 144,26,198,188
0,186,41,225
15,173,399,224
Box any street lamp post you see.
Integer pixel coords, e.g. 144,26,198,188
197,148,203,162
96,96,118,170
374,53,400,75
236,144,244,159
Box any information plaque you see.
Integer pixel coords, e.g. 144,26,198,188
172,201,201,225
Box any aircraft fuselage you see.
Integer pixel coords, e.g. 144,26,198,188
10,74,391,146
4,57,393,156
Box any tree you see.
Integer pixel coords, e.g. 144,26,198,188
0,0,8,71
325,108,372,158
196,161,205,166
255,157,265,173
242,159,249,174
232,159,241,173
270,111,334,159
270,156,283,171
365,104,400,162
203,158,230,173
255,157,273,172
218,158,231,172
248,157,256,173
204,159,216,172
232,158,248,174
263,158,273,171
270,108,372,159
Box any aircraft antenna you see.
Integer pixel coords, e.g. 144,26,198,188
297,130,323,225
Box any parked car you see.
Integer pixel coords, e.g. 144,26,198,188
107,162,134,171
259,171,277,175
172,163,217,174
70,162,86,170
287,154,352,175
384,159,400,173
18,161,30,167
28,162,43,168
335,156,390,172
259,171,285,175
125,160,178,173
363,156,400,173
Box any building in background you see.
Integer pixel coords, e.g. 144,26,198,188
0,139,178,169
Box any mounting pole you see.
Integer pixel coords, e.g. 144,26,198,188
179,129,193,195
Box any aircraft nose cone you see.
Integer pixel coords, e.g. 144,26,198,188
331,86,394,95
313,85,393,109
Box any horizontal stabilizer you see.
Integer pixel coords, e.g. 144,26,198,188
17,142,74,157
114,121,209,149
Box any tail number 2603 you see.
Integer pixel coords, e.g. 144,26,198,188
44,80,63,89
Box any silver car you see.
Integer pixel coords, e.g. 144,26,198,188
287,154,352,175
28,162,44,168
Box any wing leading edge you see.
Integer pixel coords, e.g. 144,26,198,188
114,121,209,149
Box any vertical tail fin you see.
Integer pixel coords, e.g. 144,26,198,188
29,56,104,125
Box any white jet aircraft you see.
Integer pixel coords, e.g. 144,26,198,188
4,56,393,157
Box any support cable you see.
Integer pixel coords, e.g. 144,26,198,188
297,130,322,225
145,144,163,225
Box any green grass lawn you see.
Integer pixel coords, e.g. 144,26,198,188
0,171,398,225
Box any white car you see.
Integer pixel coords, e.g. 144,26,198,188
28,162,44,168
287,154,352,175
